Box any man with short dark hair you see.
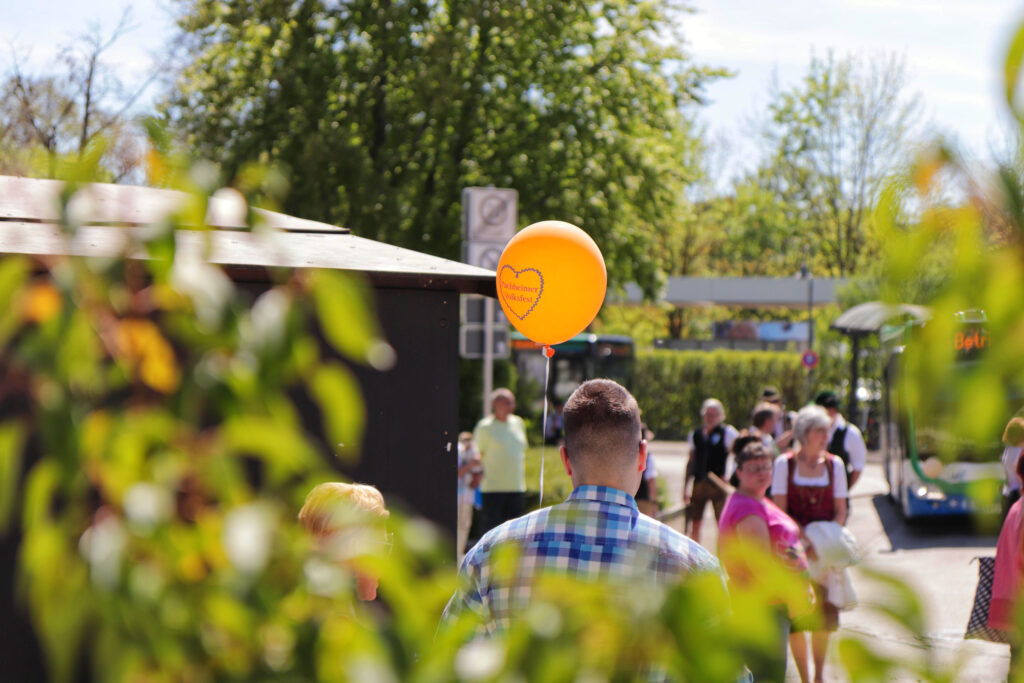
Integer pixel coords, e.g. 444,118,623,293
444,379,722,635
814,390,866,490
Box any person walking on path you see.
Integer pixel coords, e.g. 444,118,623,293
457,432,484,562
772,405,849,683
635,426,660,518
684,398,739,545
474,388,529,534
720,437,810,683
444,379,724,638
761,386,794,451
751,402,782,457
814,390,866,491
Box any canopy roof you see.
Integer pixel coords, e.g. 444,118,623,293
831,301,931,335
0,176,496,295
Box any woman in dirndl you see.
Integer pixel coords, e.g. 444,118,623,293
772,405,848,683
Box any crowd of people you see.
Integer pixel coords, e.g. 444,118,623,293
680,387,864,682
445,380,869,681
298,379,1024,681
455,387,662,560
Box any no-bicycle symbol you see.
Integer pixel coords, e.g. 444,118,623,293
480,196,508,225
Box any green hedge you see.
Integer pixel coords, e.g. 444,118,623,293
633,349,808,440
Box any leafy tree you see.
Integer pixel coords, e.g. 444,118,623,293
161,0,723,294
703,175,815,277
0,11,154,180
757,51,920,277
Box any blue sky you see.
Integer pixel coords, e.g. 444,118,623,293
4,0,1022,182
686,0,1024,179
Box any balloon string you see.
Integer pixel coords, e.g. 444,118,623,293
540,346,552,508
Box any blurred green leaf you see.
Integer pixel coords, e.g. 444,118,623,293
1006,21,1024,120
0,421,25,535
310,270,385,366
856,566,928,637
222,414,321,484
23,460,60,531
0,257,29,346
308,362,366,461
836,636,895,682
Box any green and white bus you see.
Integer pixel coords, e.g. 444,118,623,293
881,312,1007,518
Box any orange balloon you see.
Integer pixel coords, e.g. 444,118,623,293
496,221,607,346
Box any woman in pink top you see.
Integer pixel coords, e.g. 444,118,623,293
990,445,1024,676
720,437,809,683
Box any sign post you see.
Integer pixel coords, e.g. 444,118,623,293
461,188,518,417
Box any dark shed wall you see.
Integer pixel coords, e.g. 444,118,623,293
344,287,458,535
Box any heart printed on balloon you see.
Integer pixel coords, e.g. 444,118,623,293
497,265,544,320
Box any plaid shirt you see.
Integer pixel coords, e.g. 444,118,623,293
443,485,723,634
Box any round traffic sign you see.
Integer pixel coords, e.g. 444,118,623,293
801,349,819,370
479,196,508,225
479,247,502,270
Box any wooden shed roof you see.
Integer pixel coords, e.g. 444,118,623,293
0,176,497,296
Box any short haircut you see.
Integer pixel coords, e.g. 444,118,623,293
735,440,773,469
701,398,725,419
731,431,761,457
491,388,515,404
793,405,831,443
563,379,641,468
298,482,388,536
751,402,780,429
814,390,840,410
1004,417,1024,447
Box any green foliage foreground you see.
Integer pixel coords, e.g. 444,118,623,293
0,154,991,682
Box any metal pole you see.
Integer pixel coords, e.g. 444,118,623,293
808,276,814,351
483,297,494,418
848,334,860,419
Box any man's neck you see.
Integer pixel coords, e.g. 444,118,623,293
572,475,636,492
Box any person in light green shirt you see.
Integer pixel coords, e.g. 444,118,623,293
474,388,528,534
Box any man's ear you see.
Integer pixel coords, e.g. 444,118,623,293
638,439,648,472
560,445,573,477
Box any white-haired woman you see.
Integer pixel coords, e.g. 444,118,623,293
772,405,848,683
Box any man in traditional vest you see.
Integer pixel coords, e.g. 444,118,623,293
683,398,738,545
814,390,866,490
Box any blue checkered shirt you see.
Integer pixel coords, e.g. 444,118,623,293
443,485,723,634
